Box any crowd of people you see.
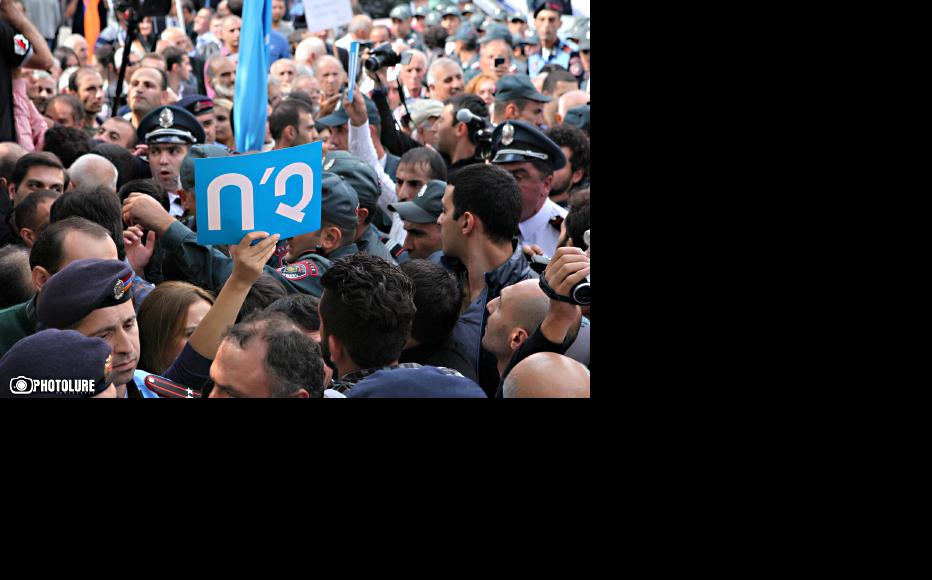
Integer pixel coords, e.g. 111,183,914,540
0,0,590,398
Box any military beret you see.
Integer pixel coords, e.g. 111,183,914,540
388,179,446,224
533,0,566,18
320,171,360,230
495,74,551,102
137,105,206,145
390,5,412,20
176,94,215,116
491,119,566,172
37,259,135,330
0,329,114,398
316,95,380,128
479,24,513,46
322,151,381,209
180,143,231,193
563,105,590,133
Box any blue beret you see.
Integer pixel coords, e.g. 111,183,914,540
0,329,113,398
37,259,135,330
320,171,359,230
176,94,215,116
491,119,566,172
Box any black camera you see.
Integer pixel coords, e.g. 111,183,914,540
116,0,172,17
455,108,494,160
364,43,412,72
529,254,590,306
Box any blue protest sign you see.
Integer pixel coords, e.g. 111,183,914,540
348,41,359,103
194,142,323,245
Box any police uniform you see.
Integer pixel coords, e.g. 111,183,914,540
494,73,552,118
137,105,207,218
323,151,397,264
33,259,161,397
159,172,360,297
490,119,568,257
526,1,578,78
0,329,115,398
390,5,425,51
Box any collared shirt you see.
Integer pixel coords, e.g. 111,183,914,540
518,198,567,257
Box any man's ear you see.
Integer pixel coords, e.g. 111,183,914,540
7,181,15,202
571,168,584,187
555,112,563,125
506,103,518,119
327,333,344,365
461,210,476,236
19,228,35,247
32,266,51,291
290,388,310,398
541,172,553,192
509,328,529,351
356,206,369,225
283,125,296,144
320,225,342,251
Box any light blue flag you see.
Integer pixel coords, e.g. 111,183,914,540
194,142,323,245
234,0,271,152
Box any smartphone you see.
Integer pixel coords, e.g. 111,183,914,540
494,57,506,67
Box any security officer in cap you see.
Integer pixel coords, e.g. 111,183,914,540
137,104,207,218
390,4,425,51
527,0,577,78
323,150,398,264
493,74,551,127
387,179,446,263
490,119,568,257
177,94,221,146
0,329,118,398
148,172,361,297
34,259,160,398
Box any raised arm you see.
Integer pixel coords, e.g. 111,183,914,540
0,0,55,71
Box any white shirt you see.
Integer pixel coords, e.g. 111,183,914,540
168,191,185,218
348,121,407,249
518,198,567,257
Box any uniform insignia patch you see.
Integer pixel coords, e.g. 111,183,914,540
417,184,428,197
325,159,336,171
159,108,174,128
502,123,515,146
13,34,29,56
114,279,126,300
279,260,319,280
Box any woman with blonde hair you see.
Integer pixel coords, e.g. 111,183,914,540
138,282,216,374
465,73,497,108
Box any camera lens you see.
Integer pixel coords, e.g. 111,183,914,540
572,279,590,306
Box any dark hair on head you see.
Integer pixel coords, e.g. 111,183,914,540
265,293,321,333
43,93,85,122
319,253,416,369
563,198,589,251
11,152,65,192
459,36,478,52
117,178,170,211
447,163,521,243
446,92,489,124
542,68,577,95
13,189,60,233
399,259,461,346
222,311,325,397
399,147,447,181
29,216,111,274
539,63,565,75
92,142,140,189
571,187,589,207
0,245,33,309
53,46,78,70
283,91,315,106
226,0,244,17
94,44,116,68
236,274,287,323
546,123,590,185
49,186,126,261
268,98,315,141
163,46,189,72
67,67,100,93
423,25,448,50
42,125,92,169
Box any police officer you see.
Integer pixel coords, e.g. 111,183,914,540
177,94,220,146
490,119,568,257
136,105,207,218
323,150,397,264
390,5,424,51
387,179,446,262
527,0,577,78
124,172,361,297
492,74,551,127
0,329,118,398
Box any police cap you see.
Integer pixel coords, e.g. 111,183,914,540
176,94,215,116
387,179,446,224
322,151,381,210
0,329,114,398
320,171,360,230
495,74,551,103
390,5,412,21
478,23,513,46
563,105,590,134
137,105,206,146
491,120,566,171
37,259,135,331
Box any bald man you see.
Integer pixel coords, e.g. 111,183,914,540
67,154,119,192
313,55,346,100
557,90,589,125
503,353,590,398
482,280,551,378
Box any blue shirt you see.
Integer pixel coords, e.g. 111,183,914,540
268,30,291,63
347,365,486,398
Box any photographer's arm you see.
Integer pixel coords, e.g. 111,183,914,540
345,85,398,212
539,247,588,344
0,0,55,71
